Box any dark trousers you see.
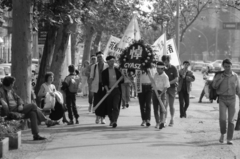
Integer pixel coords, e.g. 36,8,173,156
152,90,166,123
107,88,121,122
22,104,46,135
138,85,152,121
178,90,189,117
66,93,79,120
94,83,107,117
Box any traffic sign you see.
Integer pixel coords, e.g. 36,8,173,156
223,22,240,30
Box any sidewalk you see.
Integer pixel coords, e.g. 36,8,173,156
4,90,240,159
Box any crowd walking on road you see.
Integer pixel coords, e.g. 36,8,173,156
0,53,239,145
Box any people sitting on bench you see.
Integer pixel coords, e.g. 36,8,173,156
0,76,58,141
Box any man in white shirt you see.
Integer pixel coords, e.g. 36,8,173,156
152,62,170,129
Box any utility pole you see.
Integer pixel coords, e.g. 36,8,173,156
176,0,180,58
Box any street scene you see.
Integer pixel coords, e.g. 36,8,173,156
0,0,240,159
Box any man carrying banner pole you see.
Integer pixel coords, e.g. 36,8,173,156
151,62,170,129
102,56,124,128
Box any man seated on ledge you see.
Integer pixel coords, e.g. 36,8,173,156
0,76,58,141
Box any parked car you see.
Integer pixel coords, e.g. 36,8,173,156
191,61,205,71
232,63,240,74
209,60,223,71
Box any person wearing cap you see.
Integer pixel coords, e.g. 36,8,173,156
64,65,80,125
212,59,240,145
85,54,97,112
89,51,108,124
161,55,179,127
152,61,170,129
102,56,123,128
177,61,195,118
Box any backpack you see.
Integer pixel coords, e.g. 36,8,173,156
68,75,80,93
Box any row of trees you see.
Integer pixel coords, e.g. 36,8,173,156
0,0,240,103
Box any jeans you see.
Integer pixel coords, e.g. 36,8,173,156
107,88,121,122
138,85,152,121
121,83,130,106
66,93,79,120
219,95,236,141
178,90,189,117
152,90,166,123
2,103,47,136
166,87,176,119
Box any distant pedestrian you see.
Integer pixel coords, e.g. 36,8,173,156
212,59,240,145
162,55,179,127
177,61,195,118
64,65,80,125
102,56,123,128
80,60,90,97
152,62,170,129
89,52,108,124
85,55,97,112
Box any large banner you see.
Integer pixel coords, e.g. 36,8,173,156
152,33,167,61
166,38,180,66
117,14,141,51
103,35,121,59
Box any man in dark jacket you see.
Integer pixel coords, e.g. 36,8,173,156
102,56,123,128
177,61,195,118
0,76,57,140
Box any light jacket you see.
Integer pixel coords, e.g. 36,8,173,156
177,69,195,93
90,63,108,93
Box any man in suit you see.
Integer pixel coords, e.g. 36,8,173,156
102,56,123,128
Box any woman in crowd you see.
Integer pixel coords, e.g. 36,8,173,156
38,72,69,124
80,61,90,97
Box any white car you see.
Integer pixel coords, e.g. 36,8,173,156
209,60,223,71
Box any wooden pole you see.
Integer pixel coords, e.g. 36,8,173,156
94,76,123,111
147,73,166,113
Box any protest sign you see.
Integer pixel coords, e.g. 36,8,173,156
103,35,121,59
166,39,180,66
152,33,167,61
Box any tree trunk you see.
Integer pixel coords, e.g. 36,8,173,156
12,0,32,104
50,24,70,90
82,26,94,64
71,33,80,66
91,31,102,55
35,25,58,96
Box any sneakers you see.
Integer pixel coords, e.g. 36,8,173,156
168,120,174,127
95,116,99,124
126,104,129,108
33,134,46,141
227,140,233,145
109,121,113,126
219,134,224,143
155,123,160,128
141,121,146,126
146,120,151,127
101,118,106,124
159,123,165,129
68,120,74,125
